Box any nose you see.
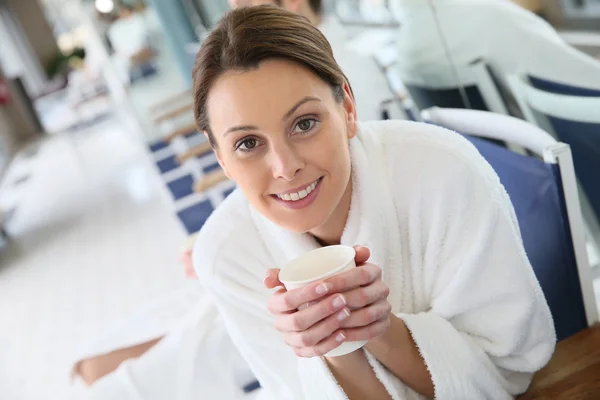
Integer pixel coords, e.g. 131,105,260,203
269,141,305,182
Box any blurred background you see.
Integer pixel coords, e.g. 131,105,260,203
0,0,599,399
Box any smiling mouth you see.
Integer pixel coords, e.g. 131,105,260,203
274,177,322,202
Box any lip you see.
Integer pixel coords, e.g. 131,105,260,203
275,178,321,196
271,177,323,210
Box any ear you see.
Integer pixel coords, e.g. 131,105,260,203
341,81,358,139
203,131,232,179
216,153,232,180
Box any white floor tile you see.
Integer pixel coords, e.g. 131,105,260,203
0,116,188,400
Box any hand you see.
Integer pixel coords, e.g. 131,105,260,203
264,246,392,358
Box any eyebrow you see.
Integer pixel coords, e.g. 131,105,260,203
283,96,321,120
224,125,258,137
223,96,321,137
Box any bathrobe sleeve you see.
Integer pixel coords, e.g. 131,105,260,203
193,208,352,400
372,145,557,399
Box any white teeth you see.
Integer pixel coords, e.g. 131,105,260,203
277,179,320,202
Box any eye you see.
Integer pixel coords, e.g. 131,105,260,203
293,118,318,135
235,137,262,152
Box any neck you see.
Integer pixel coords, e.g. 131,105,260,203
309,176,352,246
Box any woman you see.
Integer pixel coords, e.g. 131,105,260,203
192,5,555,399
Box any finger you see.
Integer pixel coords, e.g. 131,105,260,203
322,263,382,294
291,330,348,358
264,268,282,289
342,317,391,343
274,293,347,332
341,300,391,329
342,280,390,309
283,306,350,348
267,280,334,313
353,246,371,265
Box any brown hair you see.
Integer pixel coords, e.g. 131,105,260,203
192,5,350,148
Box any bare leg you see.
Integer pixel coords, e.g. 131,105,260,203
77,337,163,386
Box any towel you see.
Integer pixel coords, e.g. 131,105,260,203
194,120,556,399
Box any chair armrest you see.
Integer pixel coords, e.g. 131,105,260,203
176,142,212,164
165,122,198,143
194,169,229,193
153,103,194,124
148,89,193,113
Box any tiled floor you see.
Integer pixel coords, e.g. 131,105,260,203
0,116,188,400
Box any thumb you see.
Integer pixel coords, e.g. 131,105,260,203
264,268,283,289
353,245,371,265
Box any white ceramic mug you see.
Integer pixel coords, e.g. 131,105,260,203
279,245,367,357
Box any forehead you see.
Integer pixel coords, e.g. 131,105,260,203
206,59,333,130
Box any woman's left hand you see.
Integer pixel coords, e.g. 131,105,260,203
181,249,197,280
264,246,392,353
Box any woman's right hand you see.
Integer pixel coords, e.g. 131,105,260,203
265,273,351,358
264,246,378,358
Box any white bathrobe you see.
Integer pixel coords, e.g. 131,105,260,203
192,120,556,399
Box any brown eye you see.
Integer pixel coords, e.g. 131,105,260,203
293,118,318,134
298,119,312,131
242,138,257,149
236,137,262,152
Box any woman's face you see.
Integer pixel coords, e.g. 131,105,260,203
206,59,357,233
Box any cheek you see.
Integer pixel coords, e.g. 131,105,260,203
225,160,271,200
312,126,351,175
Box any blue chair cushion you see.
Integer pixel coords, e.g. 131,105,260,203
529,76,600,97
177,200,214,234
156,155,179,174
405,84,489,112
545,116,600,224
149,140,169,153
242,380,261,393
223,187,235,199
130,62,158,83
167,175,194,201
465,135,588,341
527,75,600,235
203,161,221,175
185,131,202,140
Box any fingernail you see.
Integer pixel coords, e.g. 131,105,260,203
336,332,346,342
332,295,346,309
337,309,350,321
316,283,329,295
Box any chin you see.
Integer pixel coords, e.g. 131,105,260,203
272,214,324,233
260,207,328,234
